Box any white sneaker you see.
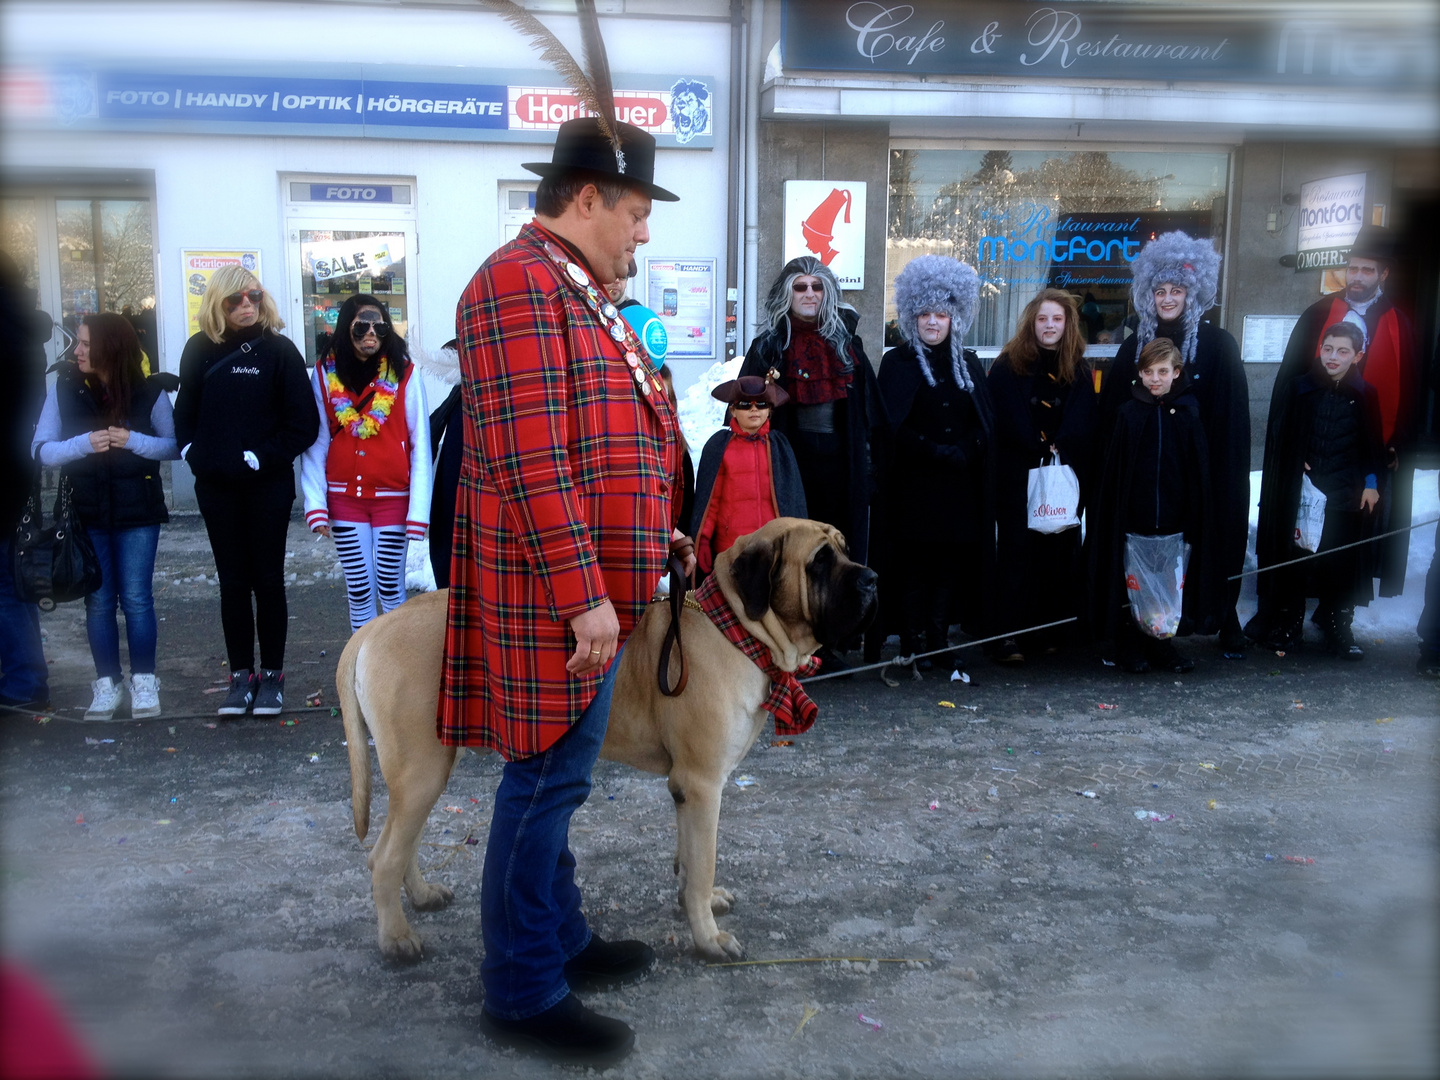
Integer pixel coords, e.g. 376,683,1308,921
129,673,161,719
85,676,124,721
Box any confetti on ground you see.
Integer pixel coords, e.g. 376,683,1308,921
1097,703,1117,710
771,739,794,746
1135,810,1175,822
1283,855,1316,865
74,816,84,825
958,704,978,711
308,754,320,763
164,747,177,753
154,819,172,825
857,1014,883,1031
442,806,464,813
928,800,940,810
1207,799,1217,810
204,723,217,729
734,775,756,788
937,701,955,708
1075,790,1098,799
1275,650,1286,657
305,691,323,706
1291,701,1304,709
1198,762,1217,770
1376,717,1393,724
791,1005,820,1040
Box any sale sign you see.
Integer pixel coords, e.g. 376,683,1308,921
304,235,405,282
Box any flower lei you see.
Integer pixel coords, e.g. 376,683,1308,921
323,354,397,439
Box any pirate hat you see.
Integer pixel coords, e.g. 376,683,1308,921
711,374,789,408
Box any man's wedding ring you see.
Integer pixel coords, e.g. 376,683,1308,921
589,648,602,656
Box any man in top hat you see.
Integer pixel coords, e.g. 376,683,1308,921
1250,224,1419,644
440,117,689,1065
689,374,806,578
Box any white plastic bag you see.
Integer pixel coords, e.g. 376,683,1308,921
1026,452,1081,534
1125,532,1191,639
1293,473,1327,553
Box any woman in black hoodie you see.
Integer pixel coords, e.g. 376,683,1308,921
173,265,318,717
987,289,1097,663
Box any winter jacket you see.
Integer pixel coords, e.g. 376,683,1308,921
173,324,319,488
301,360,431,540
32,363,177,530
1088,374,1219,647
691,418,807,576
739,307,884,564
2,281,49,531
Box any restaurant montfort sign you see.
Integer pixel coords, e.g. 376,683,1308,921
781,1,1436,87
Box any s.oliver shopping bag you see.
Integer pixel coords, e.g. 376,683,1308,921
1125,532,1190,639
1026,452,1081,533
1293,473,1326,553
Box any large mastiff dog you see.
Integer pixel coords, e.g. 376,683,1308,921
338,518,877,963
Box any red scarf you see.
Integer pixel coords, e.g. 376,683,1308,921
694,573,820,735
783,316,851,406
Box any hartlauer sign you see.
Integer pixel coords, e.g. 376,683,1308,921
782,180,867,289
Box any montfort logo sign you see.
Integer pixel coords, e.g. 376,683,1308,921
1295,172,1368,272
780,0,1437,87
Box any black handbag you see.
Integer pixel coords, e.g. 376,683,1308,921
12,470,103,612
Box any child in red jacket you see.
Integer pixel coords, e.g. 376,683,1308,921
690,375,807,577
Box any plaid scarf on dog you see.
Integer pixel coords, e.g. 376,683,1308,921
694,574,820,735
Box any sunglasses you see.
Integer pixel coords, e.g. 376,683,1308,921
350,317,390,340
734,400,772,411
791,281,823,294
222,289,264,309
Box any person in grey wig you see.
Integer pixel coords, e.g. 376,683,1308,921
869,255,997,674
1096,231,1248,656
740,256,884,669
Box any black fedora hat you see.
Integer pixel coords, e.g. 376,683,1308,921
523,117,679,202
1347,223,1397,264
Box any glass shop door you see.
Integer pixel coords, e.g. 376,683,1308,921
282,177,417,367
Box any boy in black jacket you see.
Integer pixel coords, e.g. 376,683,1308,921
1259,322,1384,659
1088,338,1218,673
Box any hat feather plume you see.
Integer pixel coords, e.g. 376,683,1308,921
479,0,623,163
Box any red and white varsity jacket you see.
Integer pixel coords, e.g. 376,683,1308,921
301,362,432,540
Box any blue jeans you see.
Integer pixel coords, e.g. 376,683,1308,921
85,525,161,680
481,644,625,1020
0,537,49,704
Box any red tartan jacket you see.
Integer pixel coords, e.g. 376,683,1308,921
438,223,679,757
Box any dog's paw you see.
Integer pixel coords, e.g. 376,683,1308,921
379,929,426,964
407,882,454,912
696,930,744,962
709,887,735,915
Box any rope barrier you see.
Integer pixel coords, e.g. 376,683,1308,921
0,703,338,725
1227,515,1439,581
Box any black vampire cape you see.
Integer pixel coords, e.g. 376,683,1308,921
1257,367,1385,609
866,341,998,652
1087,375,1221,652
1098,320,1249,610
1257,291,1417,602
739,307,885,564
987,350,1098,638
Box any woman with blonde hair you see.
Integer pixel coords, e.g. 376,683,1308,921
173,265,318,717
986,288,1097,663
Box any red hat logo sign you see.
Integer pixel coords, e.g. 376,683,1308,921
800,187,852,266
783,180,868,289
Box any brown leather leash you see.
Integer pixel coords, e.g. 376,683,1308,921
658,538,696,697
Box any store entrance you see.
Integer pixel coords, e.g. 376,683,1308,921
282,177,417,368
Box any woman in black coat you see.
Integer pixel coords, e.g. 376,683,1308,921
1095,231,1249,656
987,288,1097,663
173,265,319,718
872,255,997,673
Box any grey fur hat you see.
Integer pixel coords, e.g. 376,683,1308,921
1128,231,1221,367
893,255,979,390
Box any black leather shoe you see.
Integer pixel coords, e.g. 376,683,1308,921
479,993,635,1066
564,934,656,990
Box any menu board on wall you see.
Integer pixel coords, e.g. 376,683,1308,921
1241,314,1301,363
181,250,261,338
644,258,715,359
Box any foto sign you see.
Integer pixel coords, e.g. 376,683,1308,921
1296,173,1367,272
783,181,867,289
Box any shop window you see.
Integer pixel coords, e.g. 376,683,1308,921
1,198,40,289
295,228,411,367
887,149,1229,351
53,197,157,365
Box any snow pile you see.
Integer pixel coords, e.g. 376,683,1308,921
1240,469,1437,639
677,356,741,455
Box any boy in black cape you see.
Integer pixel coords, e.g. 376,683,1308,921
1257,322,1384,659
1088,338,1219,673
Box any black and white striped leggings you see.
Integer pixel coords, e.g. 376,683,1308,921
331,520,408,631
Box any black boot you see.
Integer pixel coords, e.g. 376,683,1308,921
1324,607,1364,661
1261,607,1304,652
1218,610,1247,658
563,934,655,991
1148,637,1196,674
479,993,635,1066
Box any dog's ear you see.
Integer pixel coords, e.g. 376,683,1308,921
728,535,775,621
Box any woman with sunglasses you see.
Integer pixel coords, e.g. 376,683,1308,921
32,312,178,720
301,297,429,631
173,265,319,717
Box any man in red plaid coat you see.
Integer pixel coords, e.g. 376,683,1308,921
440,117,689,1066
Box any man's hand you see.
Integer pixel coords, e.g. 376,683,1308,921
671,528,697,579
107,426,131,449
88,430,112,452
1360,487,1380,513
568,599,619,676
